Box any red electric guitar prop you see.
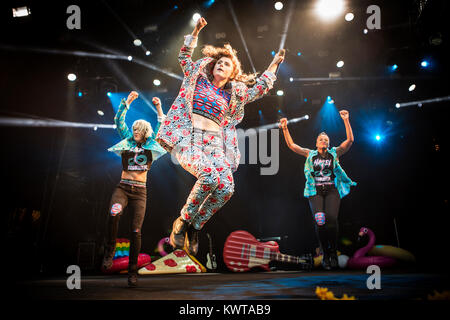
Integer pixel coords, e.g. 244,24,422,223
223,230,313,272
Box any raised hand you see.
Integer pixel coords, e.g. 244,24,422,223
152,97,161,107
279,117,288,130
273,49,285,66
126,91,139,106
193,17,207,36
339,110,349,121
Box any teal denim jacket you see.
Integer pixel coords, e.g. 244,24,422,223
108,98,167,161
304,147,356,199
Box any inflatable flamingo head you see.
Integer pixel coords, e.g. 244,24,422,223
358,227,369,237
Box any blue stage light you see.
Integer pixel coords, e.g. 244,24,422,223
421,60,429,68
375,134,381,141
78,91,82,97
391,64,398,71
271,51,275,56
297,52,302,56
107,92,112,97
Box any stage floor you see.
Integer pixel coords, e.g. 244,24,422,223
12,269,450,300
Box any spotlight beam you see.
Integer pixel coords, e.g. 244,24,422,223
396,95,450,108
100,0,150,54
227,0,256,73
84,41,183,81
0,117,115,129
279,0,296,52
0,44,183,81
0,44,128,60
103,59,158,114
251,115,309,131
290,76,435,82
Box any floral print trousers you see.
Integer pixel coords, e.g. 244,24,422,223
175,128,235,230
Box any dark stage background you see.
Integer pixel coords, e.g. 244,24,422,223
0,0,448,277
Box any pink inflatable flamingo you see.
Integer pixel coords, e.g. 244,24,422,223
347,227,397,269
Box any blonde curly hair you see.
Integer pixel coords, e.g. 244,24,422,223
201,43,258,86
132,119,153,140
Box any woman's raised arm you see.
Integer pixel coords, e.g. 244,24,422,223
279,118,310,158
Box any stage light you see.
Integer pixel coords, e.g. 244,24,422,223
174,5,178,10
336,60,344,68
193,13,201,22
107,92,112,97
275,2,284,10
327,96,332,101
329,99,335,104
289,77,293,82
12,6,30,18
391,64,398,71
78,91,83,97
305,115,309,120
304,98,308,102
345,13,354,21
133,39,142,46
316,0,344,20
146,51,151,56
204,0,215,8
395,103,400,108
67,73,77,81
97,110,104,116
94,126,98,131
297,52,302,56
153,79,161,86
271,51,276,56
409,84,416,92
363,29,368,34
421,60,429,68
127,56,133,61
277,90,284,96
375,134,381,141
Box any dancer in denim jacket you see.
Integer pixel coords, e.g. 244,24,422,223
279,110,356,270
102,91,166,286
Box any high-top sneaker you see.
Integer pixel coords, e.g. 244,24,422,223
185,225,200,256
169,216,189,249
101,243,116,271
128,265,138,287
321,252,332,271
329,249,339,270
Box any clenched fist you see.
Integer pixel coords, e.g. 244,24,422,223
339,110,349,121
126,91,139,106
279,118,288,129
152,97,161,107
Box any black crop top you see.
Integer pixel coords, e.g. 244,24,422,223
312,151,335,186
121,145,153,171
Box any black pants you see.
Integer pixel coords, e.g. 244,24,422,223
308,185,341,256
105,183,147,273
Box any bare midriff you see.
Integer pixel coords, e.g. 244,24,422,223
121,170,147,183
192,113,221,133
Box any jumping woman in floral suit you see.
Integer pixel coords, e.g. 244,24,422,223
156,17,284,255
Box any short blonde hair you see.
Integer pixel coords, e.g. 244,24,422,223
201,43,258,86
132,120,153,139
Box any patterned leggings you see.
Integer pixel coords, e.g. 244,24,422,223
175,128,235,230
